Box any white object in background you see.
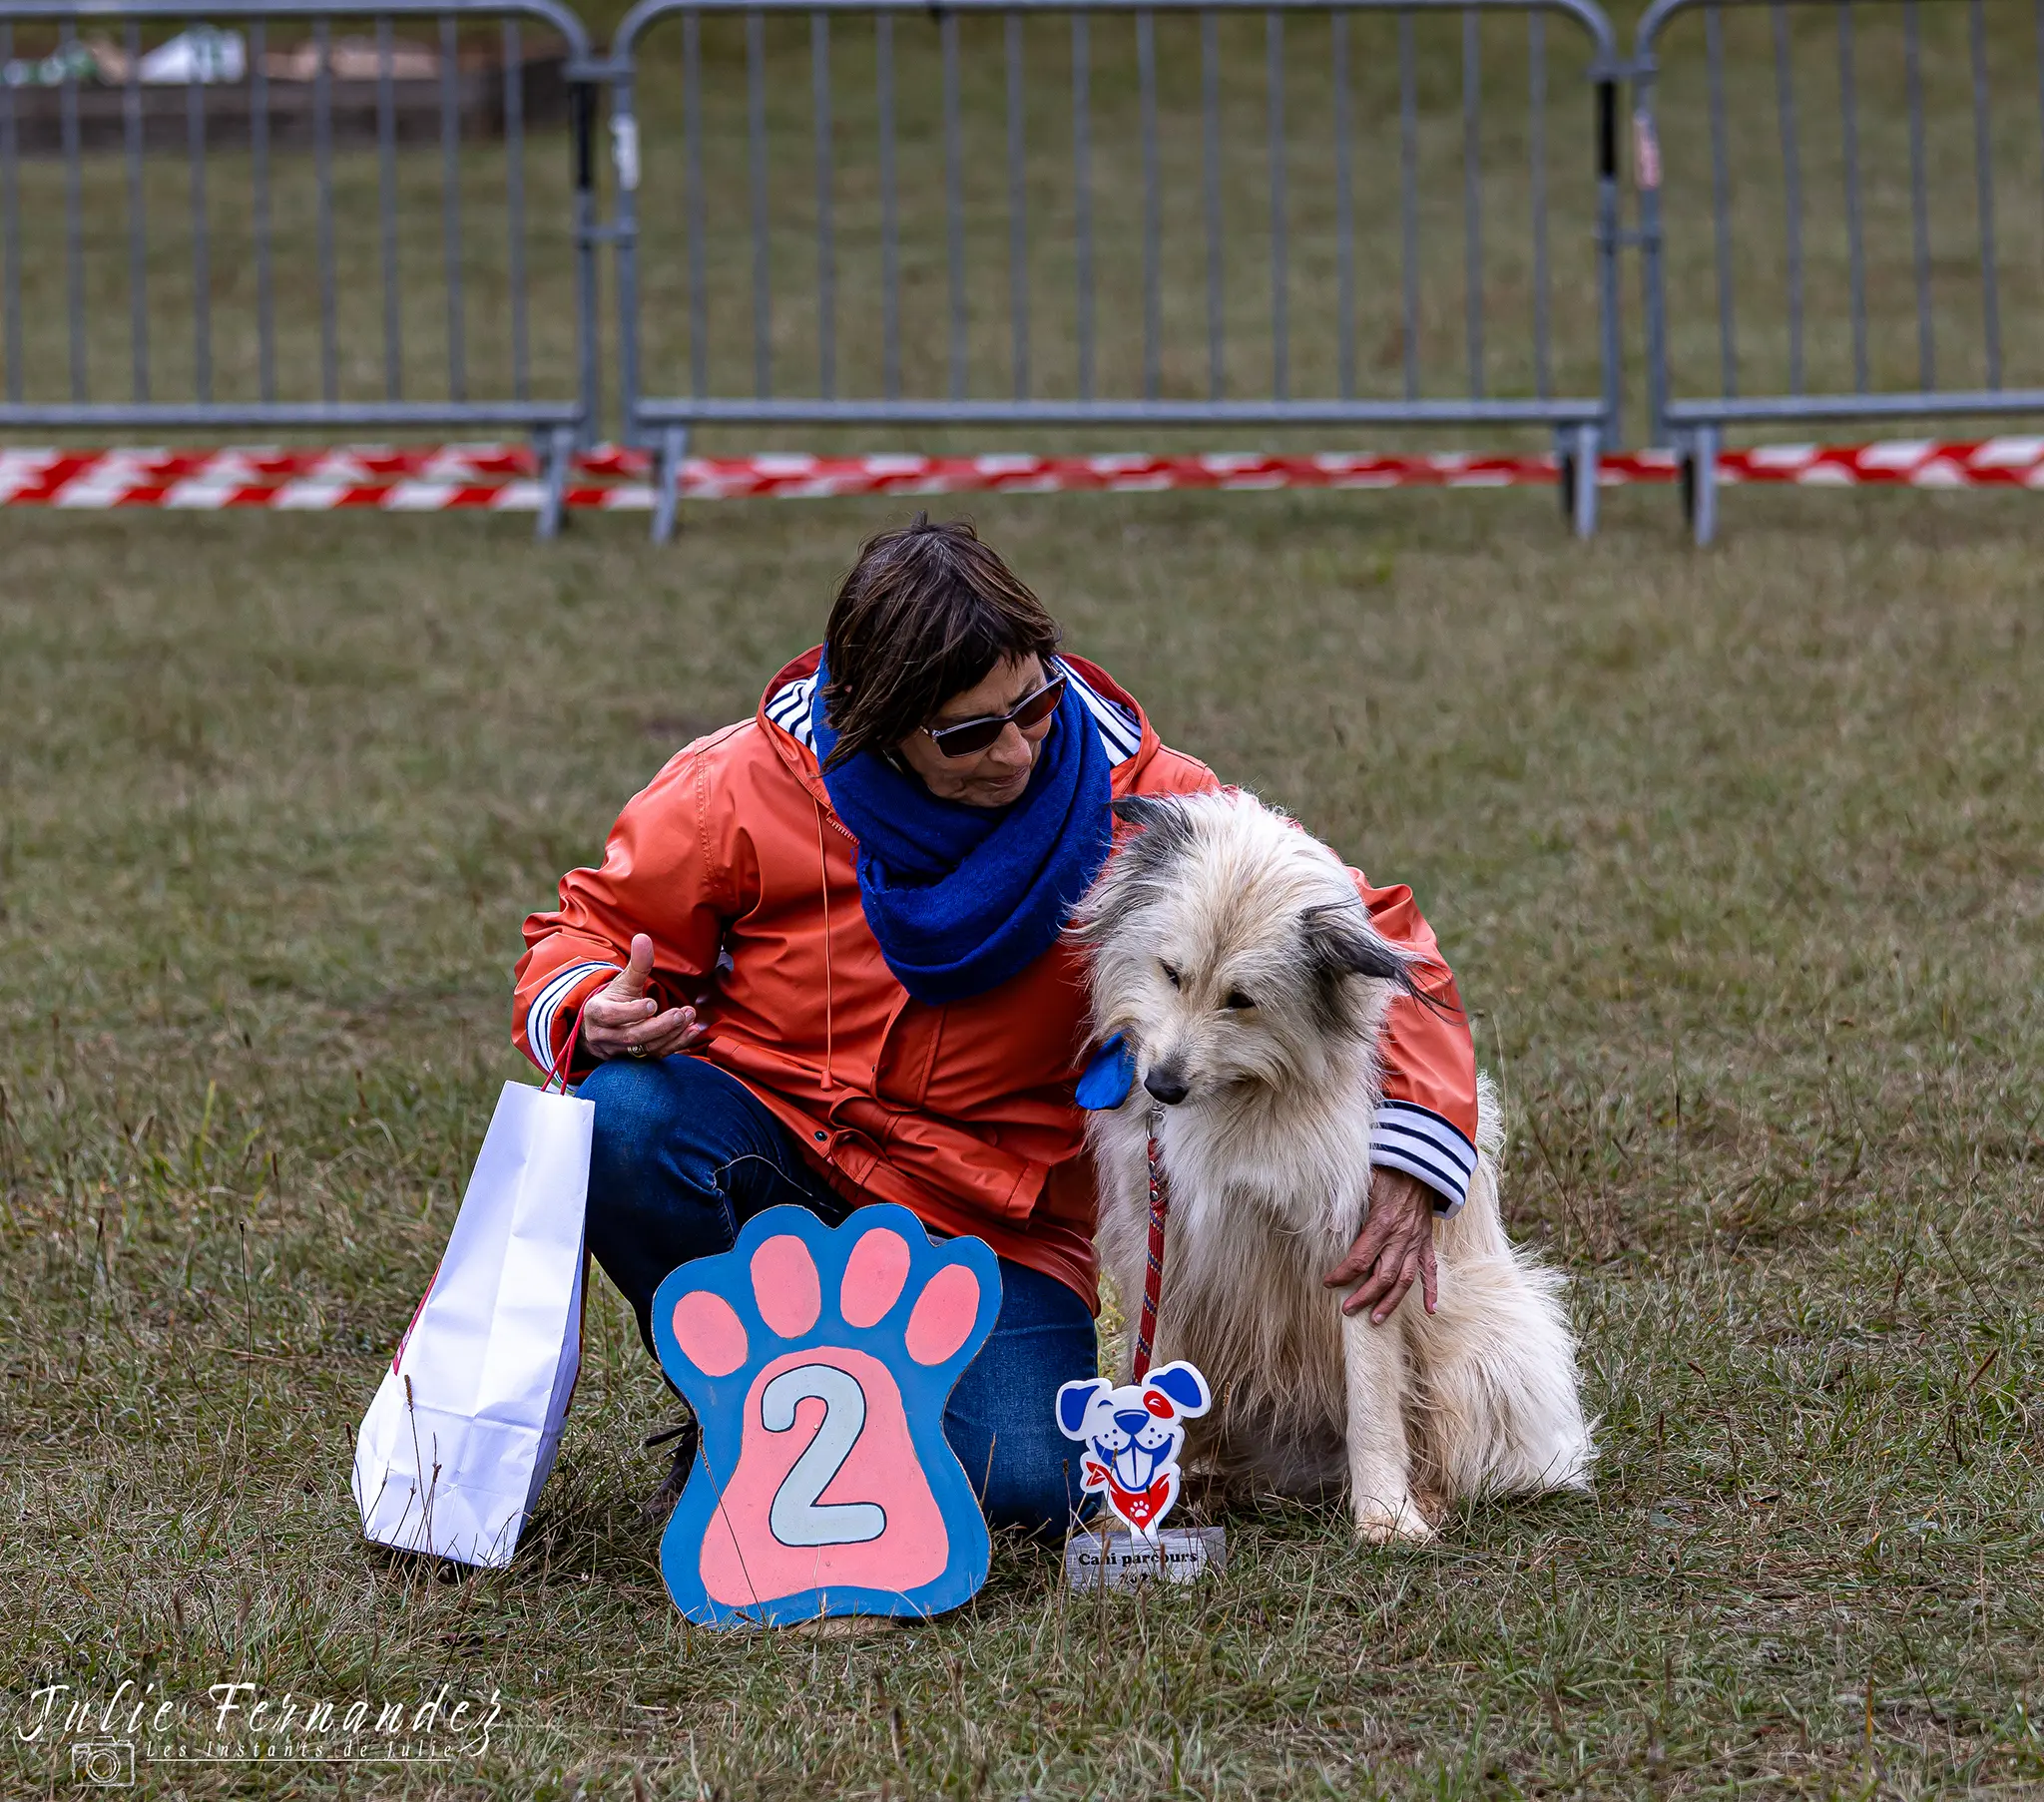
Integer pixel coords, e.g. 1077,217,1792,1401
351,1079,592,1569
138,27,247,85
611,115,641,193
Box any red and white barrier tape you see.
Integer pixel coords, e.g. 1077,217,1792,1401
1686,438,2044,486
3,438,2041,510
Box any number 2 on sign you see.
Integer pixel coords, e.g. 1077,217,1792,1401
650,1203,1000,1625
761,1363,884,1547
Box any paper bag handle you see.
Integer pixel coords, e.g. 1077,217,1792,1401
541,1003,587,1096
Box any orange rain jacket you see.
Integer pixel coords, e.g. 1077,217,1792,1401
515,650,1478,1311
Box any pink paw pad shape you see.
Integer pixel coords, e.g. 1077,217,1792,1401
651,1203,1002,1626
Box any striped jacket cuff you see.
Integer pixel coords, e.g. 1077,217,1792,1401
1369,1100,1479,1217
523,960,622,1076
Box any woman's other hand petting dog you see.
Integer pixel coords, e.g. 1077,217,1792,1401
1326,1166,1439,1324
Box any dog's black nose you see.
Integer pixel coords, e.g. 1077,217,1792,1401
1143,1070,1189,1106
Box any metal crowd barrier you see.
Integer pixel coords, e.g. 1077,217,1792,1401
1632,0,2044,542
0,0,598,534
16,0,2034,548
602,0,1627,540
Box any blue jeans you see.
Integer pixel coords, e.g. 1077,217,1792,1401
582,1054,1098,1536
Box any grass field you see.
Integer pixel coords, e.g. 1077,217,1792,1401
3,481,2042,1798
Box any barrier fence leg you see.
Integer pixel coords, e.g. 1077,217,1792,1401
1566,423,1600,540
652,425,689,545
535,427,573,542
1684,425,1720,547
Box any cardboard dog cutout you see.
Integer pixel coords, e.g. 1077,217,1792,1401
1056,1361,1211,1540
652,1203,1001,1627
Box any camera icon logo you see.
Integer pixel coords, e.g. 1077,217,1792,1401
71,1741,136,1787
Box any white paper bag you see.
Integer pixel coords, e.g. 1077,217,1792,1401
351,1078,593,1568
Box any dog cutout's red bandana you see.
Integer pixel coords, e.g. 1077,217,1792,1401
1085,1462,1174,1532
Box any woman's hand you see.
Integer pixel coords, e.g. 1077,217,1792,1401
1322,1168,1439,1323
579,934,710,1063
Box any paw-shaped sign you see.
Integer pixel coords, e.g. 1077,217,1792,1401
1056,1362,1212,1540
651,1204,1001,1627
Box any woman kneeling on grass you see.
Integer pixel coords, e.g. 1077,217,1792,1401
515,515,1478,1533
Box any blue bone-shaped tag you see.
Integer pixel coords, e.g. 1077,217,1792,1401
1075,1032,1136,1111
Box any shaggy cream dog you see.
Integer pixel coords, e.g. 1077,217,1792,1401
1071,790,1594,1542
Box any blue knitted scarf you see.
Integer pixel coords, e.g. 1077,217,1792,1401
809,654,1114,1006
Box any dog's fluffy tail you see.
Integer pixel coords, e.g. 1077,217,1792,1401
1423,1071,1598,1498
1440,1071,1510,1258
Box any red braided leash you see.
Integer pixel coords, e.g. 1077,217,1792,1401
1133,1114,1170,1382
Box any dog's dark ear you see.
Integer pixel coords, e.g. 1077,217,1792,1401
1089,794,1196,895
1112,794,1180,832
1070,794,1197,944
1301,904,1417,993
1110,795,1198,870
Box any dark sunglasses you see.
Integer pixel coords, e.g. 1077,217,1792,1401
922,672,1067,758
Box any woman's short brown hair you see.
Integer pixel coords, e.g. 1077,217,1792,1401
819,514,1061,771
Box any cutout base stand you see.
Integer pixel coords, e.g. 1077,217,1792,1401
1064,1525,1226,1591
